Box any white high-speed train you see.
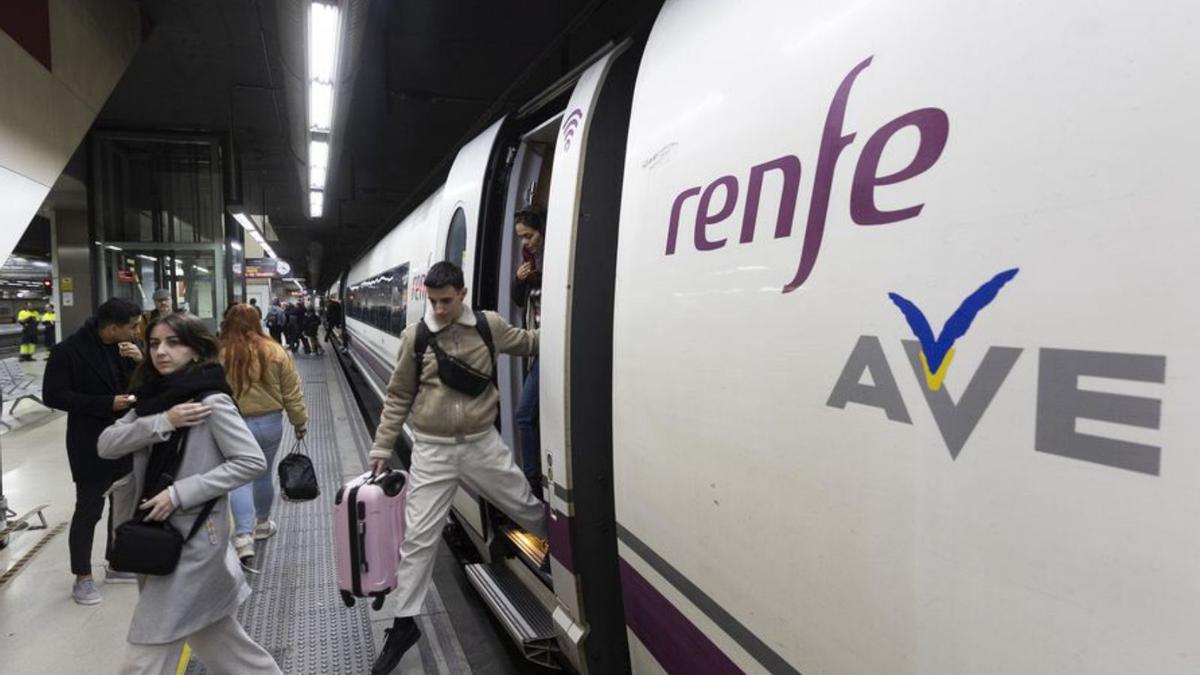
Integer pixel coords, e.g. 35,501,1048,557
335,1,1200,673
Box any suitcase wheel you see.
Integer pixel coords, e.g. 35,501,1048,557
340,590,356,608
371,595,387,611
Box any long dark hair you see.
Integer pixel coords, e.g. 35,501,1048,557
131,313,221,391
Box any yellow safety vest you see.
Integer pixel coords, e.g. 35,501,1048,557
17,310,40,323
41,312,56,323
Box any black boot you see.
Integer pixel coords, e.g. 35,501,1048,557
372,617,420,675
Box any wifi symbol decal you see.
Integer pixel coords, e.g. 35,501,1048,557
562,108,583,151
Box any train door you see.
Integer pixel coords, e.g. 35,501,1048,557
434,118,511,549
435,38,647,670
535,40,645,674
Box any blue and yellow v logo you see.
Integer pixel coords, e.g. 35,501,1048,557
888,268,1019,391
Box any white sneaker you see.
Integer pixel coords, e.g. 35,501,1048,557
233,534,255,561
72,578,101,605
253,520,278,541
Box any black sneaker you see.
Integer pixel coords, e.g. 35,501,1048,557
372,617,420,675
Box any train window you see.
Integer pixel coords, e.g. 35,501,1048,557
446,207,467,269
346,262,410,337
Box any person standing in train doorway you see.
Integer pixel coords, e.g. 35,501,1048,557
367,261,546,674
511,208,545,498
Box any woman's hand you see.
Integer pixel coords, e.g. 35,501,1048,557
369,458,388,476
516,262,533,281
166,402,211,428
295,425,307,440
139,489,176,522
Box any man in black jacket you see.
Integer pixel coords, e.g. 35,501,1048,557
43,298,144,605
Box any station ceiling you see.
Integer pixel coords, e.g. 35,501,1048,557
94,0,661,290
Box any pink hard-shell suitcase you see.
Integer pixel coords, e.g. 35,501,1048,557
334,469,408,609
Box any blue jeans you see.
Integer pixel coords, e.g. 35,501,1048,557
230,412,284,536
515,360,540,485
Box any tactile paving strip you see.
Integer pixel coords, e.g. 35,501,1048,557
188,357,374,674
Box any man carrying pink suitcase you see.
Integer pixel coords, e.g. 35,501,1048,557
366,261,545,675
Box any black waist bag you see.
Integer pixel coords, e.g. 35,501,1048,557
278,438,319,501
110,499,216,576
429,341,493,397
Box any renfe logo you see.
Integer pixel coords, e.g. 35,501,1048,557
664,56,950,293
827,271,1168,476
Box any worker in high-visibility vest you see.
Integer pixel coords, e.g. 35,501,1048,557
16,303,40,361
41,302,57,351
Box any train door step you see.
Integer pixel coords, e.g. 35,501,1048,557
463,561,561,668
502,525,552,585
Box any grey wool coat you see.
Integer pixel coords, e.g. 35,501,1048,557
98,392,267,645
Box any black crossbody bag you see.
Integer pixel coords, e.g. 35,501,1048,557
109,427,218,576
414,311,498,397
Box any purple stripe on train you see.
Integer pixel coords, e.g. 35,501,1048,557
619,558,744,674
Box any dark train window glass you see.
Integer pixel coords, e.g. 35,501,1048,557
446,208,467,269
346,262,410,337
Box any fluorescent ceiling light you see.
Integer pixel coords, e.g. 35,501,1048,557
310,140,329,169
310,165,327,191
193,265,210,273
310,82,333,132
232,211,257,233
230,241,242,251
249,230,266,244
310,190,324,218
138,254,158,262
105,245,123,252
33,261,50,268
309,2,339,83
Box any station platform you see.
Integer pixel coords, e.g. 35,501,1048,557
0,348,536,674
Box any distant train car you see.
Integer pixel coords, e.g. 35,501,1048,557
337,1,1200,673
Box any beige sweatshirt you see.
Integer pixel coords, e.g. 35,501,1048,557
369,308,537,458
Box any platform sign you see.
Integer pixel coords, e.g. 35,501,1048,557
60,276,73,292
244,258,292,279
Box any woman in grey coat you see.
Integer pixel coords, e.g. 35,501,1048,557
99,313,281,675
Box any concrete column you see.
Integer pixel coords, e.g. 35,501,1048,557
51,202,92,337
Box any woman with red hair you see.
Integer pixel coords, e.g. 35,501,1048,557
220,303,308,564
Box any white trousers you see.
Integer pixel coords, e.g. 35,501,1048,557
393,428,546,617
120,615,281,675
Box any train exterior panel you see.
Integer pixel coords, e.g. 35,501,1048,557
611,1,1199,674
336,0,1200,672
344,187,442,401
